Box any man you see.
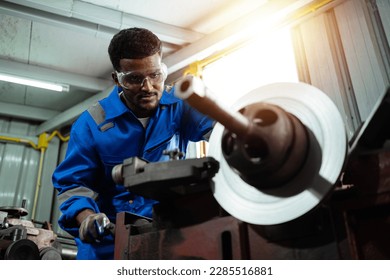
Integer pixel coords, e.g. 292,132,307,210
52,27,214,259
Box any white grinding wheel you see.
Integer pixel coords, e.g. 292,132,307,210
208,82,347,225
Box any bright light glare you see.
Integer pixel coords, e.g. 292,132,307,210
202,27,298,107
0,73,69,92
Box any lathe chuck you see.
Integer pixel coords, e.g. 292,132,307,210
207,82,347,225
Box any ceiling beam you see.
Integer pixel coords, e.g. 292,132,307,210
34,86,114,135
2,0,204,45
0,101,60,121
0,59,112,92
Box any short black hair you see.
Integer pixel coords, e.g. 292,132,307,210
108,27,162,71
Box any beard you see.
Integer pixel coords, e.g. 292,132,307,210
123,90,161,117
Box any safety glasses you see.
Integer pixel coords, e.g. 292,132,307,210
115,69,164,89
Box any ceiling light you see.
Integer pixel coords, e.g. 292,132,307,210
0,73,70,92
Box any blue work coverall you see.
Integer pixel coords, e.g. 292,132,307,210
52,85,214,259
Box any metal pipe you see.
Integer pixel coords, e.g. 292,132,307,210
0,130,69,220
60,247,77,260
47,130,70,142
31,147,45,220
0,135,38,149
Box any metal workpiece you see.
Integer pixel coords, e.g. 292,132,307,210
221,102,309,189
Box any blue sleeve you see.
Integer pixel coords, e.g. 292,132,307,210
52,115,101,236
180,100,215,142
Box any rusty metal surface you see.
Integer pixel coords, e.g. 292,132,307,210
333,151,390,259
6,218,57,250
114,203,390,260
115,215,247,260
0,207,61,259
114,207,346,260
342,204,390,259
113,152,390,260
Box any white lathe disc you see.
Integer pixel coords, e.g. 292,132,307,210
208,82,347,225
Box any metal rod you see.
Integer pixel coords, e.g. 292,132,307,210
175,75,250,138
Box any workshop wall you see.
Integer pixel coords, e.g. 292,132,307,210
377,0,390,45
0,117,60,225
292,0,390,140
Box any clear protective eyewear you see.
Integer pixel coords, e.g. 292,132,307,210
115,69,164,89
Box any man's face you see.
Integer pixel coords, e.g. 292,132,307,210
114,53,165,118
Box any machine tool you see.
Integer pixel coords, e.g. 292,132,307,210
111,76,390,260
0,204,62,260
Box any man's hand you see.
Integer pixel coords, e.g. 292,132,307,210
78,212,110,243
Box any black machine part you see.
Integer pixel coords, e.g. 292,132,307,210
112,156,219,200
0,239,40,260
349,87,390,155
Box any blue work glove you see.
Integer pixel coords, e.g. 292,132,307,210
79,213,110,243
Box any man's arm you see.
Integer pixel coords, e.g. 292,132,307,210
52,114,103,237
